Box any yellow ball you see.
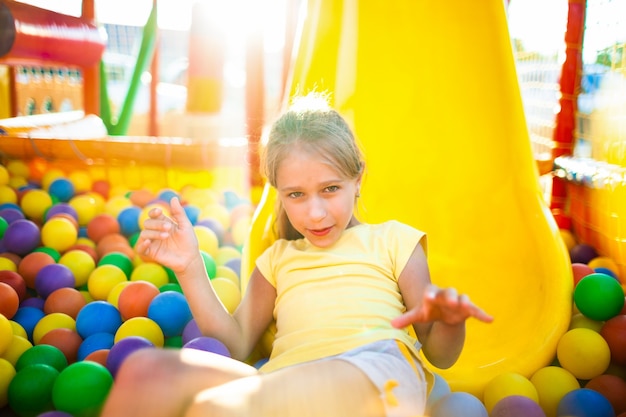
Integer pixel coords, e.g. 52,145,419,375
569,313,603,333
104,195,133,218
76,237,96,248
215,246,241,266
68,170,92,194
530,366,579,417
0,185,17,205
0,314,13,356
559,229,576,252
2,335,33,366
58,249,96,288
130,262,169,288
216,265,239,287
107,281,133,308
6,160,29,178
211,277,241,313
0,258,17,272
199,203,230,229
88,264,128,301
557,327,611,380
0,166,9,186
8,176,26,190
588,256,619,277
32,312,75,345
41,217,78,252
9,321,27,339
0,357,16,408
483,372,539,413
41,168,66,190
20,189,53,221
69,194,100,226
194,225,219,258
114,317,164,347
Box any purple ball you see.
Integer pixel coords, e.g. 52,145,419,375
183,336,230,357
181,319,202,345
3,219,41,255
37,412,74,417
44,203,78,222
106,336,155,377
491,395,546,417
20,297,45,309
34,263,75,298
224,257,241,277
0,207,25,223
195,218,224,244
569,243,598,264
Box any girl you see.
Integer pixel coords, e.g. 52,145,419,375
101,93,493,417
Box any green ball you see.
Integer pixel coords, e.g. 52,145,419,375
0,216,8,239
160,282,183,293
164,335,183,348
33,246,61,262
8,364,59,417
52,361,114,417
98,252,134,278
200,250,217,279
15,344,68,372
574,272,625,321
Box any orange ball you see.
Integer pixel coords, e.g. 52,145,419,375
129,189,156,208
44,287,87,319
586,374,626,415
117,280,160,320
38,327,83,363
91,180,111,199
84,349,109,367
0,270,27,301
0,282,19,319
17,251,56,289
96,233,134,259
87,213,121,243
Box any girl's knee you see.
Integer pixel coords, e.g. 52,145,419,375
114,348,177,386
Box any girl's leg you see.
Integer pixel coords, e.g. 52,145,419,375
100,347,258,417
185,359,386,417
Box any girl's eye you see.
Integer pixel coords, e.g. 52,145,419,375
324,185,339,193
288,191,303,198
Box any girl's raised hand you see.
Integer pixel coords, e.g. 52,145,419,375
134,197,199,274
391,284,493,329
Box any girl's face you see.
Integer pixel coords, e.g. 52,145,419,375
276,147,361,248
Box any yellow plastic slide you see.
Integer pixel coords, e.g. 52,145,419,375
242,0,573,399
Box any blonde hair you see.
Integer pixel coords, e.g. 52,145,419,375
261,93,364,240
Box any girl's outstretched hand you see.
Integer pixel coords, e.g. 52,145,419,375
391,284,494,329
134,197,199,274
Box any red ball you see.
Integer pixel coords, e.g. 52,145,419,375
87,213,121,243
0,282,19,318
38,327,83,364
18,251,56,289
0,270,27,301
118,281,160,320
586,374,626,415
92,180,111,199
601,315,626,365
84,349,110,367
572,263,595,287
44,287,87,319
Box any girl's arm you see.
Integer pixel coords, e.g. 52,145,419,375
136,197,276,361
391,243,493,369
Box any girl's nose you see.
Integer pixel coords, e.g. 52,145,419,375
308,196,327,221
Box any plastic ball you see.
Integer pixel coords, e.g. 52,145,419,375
35,263,76,299
43,287,86,319
196,218,225,244
83,349,109,367
130,189,156,208
183,336,230,357
0,216,7,238
0,282,19,319
106,280,132,307
38,411,74,417
557,388,614,417
15,343,67,373
12,306,45,342
41,217,79,253
39,328,83,363
574,273,624,321
0,314,13,355
88,264,128,301
87,213,121,243
199,203,230,229
569,243,598,264
429,392,488,417
216,265,240,287
224,257,241,278
67,170,92,194
20,188,53,221
201,251,218,279
117,206,141,237
130,262,168,288
425,373,451,413
114,317,164,347
3,219,41,256
183,204,201,225
45,202,79,222
483,372,539,414
490,395,546,417
117,280,160,320
58,249,96,288
147,291,192,337
0,357,15,408
194,225,219,257
92,179,111,199
2,335,32,367
559,229,576,251
106,336,154,377
211,277,241,313
18,251,56,289
569,312,604,332
32,312,75,345
8,363,59,417
48,177,75,202
530,365,580,417
78,333,115,362
52,360,113,417
69,194,100,226
98,251,134,278
557,328,611,380
215,246,241,266
0,185,17,206
586,374,626,415
0,257,17,272
0,270,27,301
0,207,25,224
75,301,122,339
41,168,65,190
600,315,626,365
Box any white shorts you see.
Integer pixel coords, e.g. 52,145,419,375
326,339,429,417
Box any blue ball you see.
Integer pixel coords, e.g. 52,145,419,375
117,206,141,237
183,204,201,225
48,178,75,202
557,388,614,417
147,291,192,337
430,392,488,417
12,306,46,342
158,189,179,204
76,301,123,339
77,332,115,361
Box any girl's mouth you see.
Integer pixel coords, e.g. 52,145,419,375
309,226,332,237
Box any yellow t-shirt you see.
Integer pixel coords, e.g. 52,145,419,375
256,220,427,373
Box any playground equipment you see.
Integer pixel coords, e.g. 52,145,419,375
243,0,573,399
